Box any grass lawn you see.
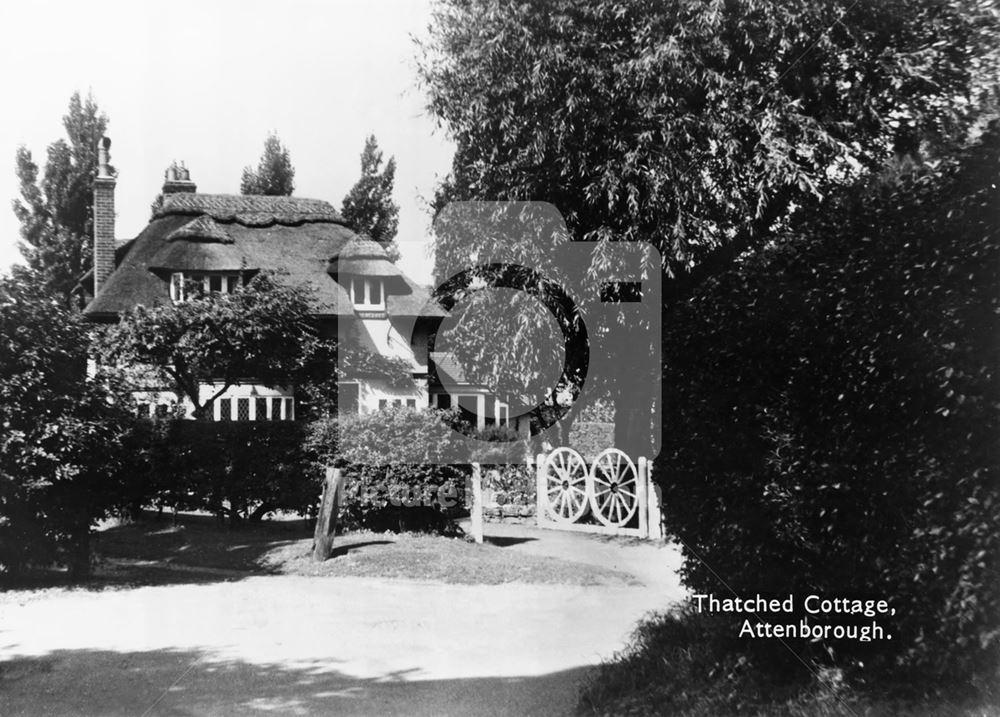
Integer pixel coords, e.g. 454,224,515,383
85,512,639,588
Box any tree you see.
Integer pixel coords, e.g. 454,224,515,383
240,132,295,196
417,0,1000,454
12,91,109,300
0,273,132,579
341,135,400,261
658,123,999,684
99,273,321,419
97,273,412,421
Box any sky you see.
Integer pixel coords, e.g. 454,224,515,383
0,0,455,286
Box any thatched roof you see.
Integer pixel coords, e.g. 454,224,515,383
166,216,233,243
149,240,250,272
155,193,343,227
327,236,406,285
84,193,444,321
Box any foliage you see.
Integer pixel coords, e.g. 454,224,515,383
340,135,400,262
98,273,325,419
0,274,132,578
658,126,1000,684
482,464,534,514
579,608,998,716
12,91,110,300
566,421,614,460
307,408,468,531
240,132,295,196
417,0,1000,451
133,420,315,523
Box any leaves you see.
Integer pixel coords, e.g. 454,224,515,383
99,273,320,417
340,135,400,261
658,124,1000,682
240,132,295,196
0,273,133,574
12,91,108,301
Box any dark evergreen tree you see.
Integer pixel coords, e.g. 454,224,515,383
12,91,109,300
341,135,400,262
240,132,295,196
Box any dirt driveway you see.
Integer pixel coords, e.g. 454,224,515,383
0,524,685,716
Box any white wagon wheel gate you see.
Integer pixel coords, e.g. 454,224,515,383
588,448,639,528
540,447,589,524
536,447,662,539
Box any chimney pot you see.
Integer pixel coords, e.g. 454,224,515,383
162,160,196,195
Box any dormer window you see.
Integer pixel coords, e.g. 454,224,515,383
170,272,241,302
351,277,385,310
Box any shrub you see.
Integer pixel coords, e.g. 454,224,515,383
307,407,468,532
567,421,615,459
0,275,135,578
579,609,999,716
136,419,315,522
657,128,1000,685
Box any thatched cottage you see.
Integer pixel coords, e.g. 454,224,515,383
81,137,510,428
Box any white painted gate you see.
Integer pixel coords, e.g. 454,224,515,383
535,448,663,539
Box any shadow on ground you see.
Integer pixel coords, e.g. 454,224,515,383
0,648,591,716
483,535,537,548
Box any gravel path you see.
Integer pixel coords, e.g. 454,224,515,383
0,524,685,716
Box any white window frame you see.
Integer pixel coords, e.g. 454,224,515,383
351,277,386,311
170,272,242,303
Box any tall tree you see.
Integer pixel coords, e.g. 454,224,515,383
12,91,109,300
417,0,1000,454
341,135,400,261
240,132,295,196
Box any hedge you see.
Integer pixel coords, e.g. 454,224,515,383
657,127,1000,685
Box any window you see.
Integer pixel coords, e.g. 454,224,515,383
351,278,385,310
437,394,452,409
498,406,509,426
283,398,294,421
255,397,268,421
219,398,232,421
170,273,185,302
236,398,250,421
136,402,150,419
270,397,282,420
406,399,416,409
170,272,240,302
379,399,388,410
155,404,170,419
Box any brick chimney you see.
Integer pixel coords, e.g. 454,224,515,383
162,161,196,194
93,136,116,297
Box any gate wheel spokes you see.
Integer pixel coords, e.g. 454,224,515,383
542,447,589,523
589,448,639,527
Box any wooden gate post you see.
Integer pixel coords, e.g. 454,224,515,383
470,462,484,544
647,461,664,540
637,456,649,538
535,452,547,525
313,466,344,562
